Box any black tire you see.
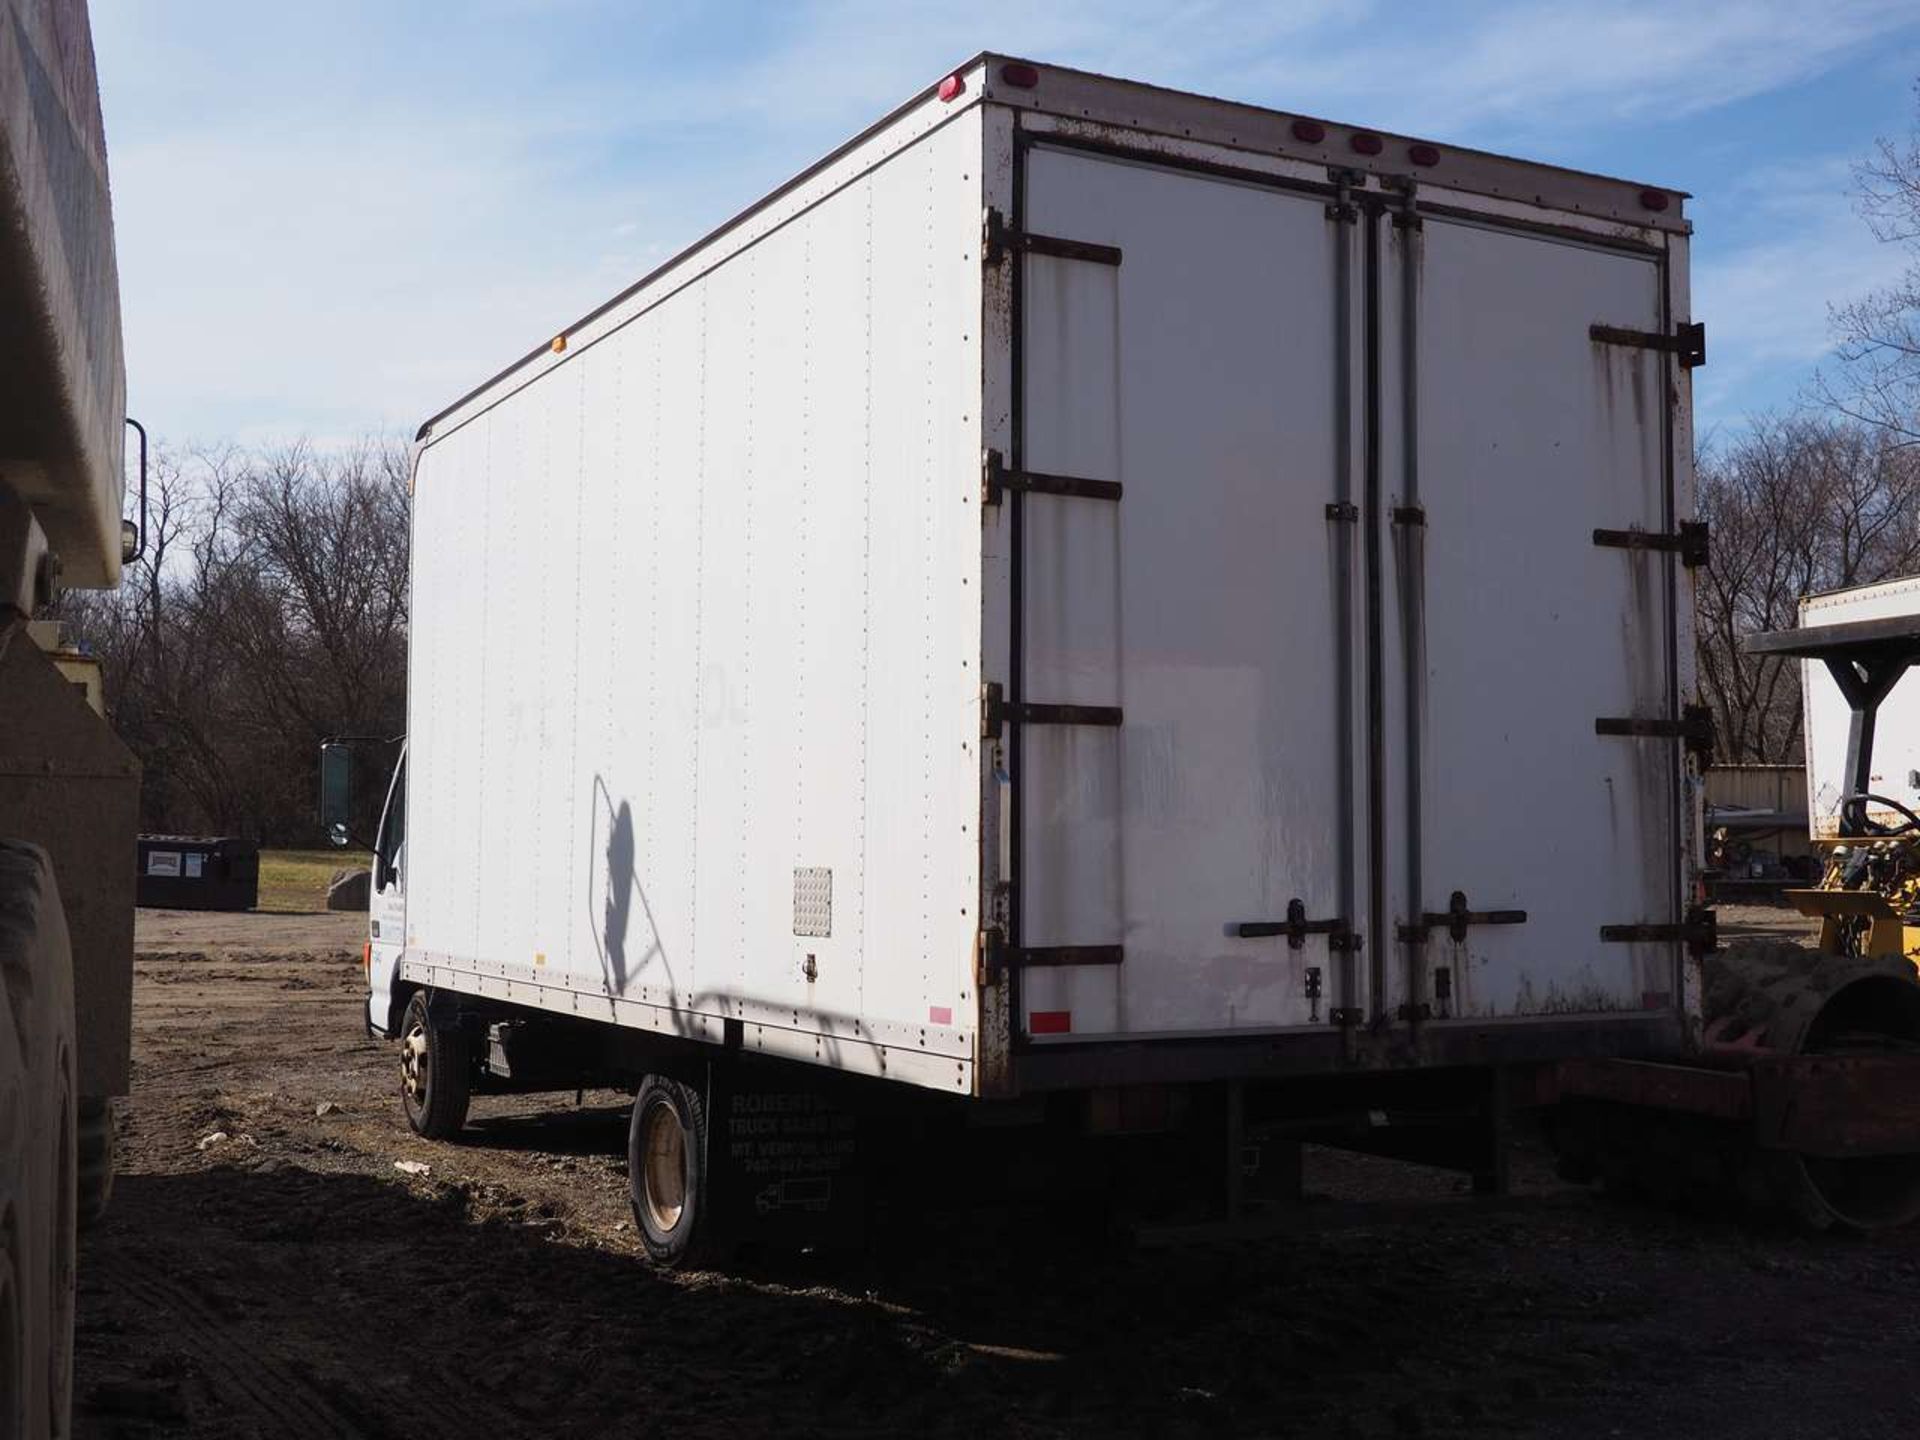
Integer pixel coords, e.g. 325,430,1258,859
628,1075,719,1268
76,1097,114,1229
399,991,471,1139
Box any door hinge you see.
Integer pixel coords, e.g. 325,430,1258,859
983,681,1123,741
1590,320,1706,369
1595,703,1715,764
1593,520,1708,569
977,930,1123,987
983,207,1122,268
1324,167,1363,224
1600,905,1717,956
982,449,1123,505
1397,890,1527,944
1233,898,1354,952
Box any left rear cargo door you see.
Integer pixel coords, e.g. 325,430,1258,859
1010,142,1361,1041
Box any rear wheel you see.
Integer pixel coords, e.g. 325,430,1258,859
399,991,471,1139
627,1076,718,1268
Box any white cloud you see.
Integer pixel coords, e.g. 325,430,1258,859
1691,154,1913,428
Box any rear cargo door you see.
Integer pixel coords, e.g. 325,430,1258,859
1378,211,1680,1022
1011,144,1362,1040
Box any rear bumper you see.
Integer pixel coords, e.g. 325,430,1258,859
1009,1014,1685,1093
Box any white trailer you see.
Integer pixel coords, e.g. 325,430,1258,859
1797,577,1920,841
348,55,1718,1261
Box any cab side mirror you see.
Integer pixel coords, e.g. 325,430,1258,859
319,742,354,845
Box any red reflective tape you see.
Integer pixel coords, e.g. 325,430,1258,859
1029,1010,1071,1035
928,1005,953,1026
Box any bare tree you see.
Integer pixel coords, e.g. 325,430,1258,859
1822,81,1920,447
53,438,411,843
1696,414,1920,762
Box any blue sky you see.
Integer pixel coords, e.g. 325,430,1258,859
92,0,1920,448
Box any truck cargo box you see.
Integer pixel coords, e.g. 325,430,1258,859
390,55,1702,1100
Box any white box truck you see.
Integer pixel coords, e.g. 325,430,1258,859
341,55,1920,1258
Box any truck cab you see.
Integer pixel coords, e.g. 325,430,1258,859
367,749,408,1037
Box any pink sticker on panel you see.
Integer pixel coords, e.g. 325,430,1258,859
928,1006,953,1026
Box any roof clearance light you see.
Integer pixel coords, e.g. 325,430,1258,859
938,73,966,102
1408,143,1441,167
1639,188,1670,212
1000,62,1040,89
1350,132,1384,156
551,334,567,354
1290,118,1327,144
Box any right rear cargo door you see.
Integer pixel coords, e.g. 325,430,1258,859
1379,210,1682,1023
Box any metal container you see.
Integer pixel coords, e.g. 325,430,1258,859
135,835,259,912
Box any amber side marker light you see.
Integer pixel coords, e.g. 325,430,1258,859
551,333,568,354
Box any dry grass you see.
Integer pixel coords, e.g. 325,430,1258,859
257,847,369,913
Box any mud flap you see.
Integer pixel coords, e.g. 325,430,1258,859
703,1065,876,1253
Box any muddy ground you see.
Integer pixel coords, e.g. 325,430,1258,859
73,903,1920,1438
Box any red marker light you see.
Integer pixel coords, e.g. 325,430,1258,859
937,73,966,102
1408,143,1441,167
1290,118,1327,144
999,62,1039,89
1639,188,1670,212
1350,131,1384,156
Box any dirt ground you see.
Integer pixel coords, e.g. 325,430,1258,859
73,902,1920,1439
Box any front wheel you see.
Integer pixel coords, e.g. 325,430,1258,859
628,1076,721,1268
399,991,471,1140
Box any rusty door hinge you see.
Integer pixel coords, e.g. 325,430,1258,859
978,929,1123,987
983,208,1122,267
1594,702,1715,764
982,682,1123,740
1593,520,1708,569
1590,320,1706,369
1600,905,1717,956
982,449,1122,505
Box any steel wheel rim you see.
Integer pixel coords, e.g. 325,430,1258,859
401,1021,429,1105
642,1100,687,1233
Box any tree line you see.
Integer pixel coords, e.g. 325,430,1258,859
1698,83,1920,763
55,440,409,845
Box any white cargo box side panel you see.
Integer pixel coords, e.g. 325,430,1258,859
1804,577,1920,838
405,105,986,1093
